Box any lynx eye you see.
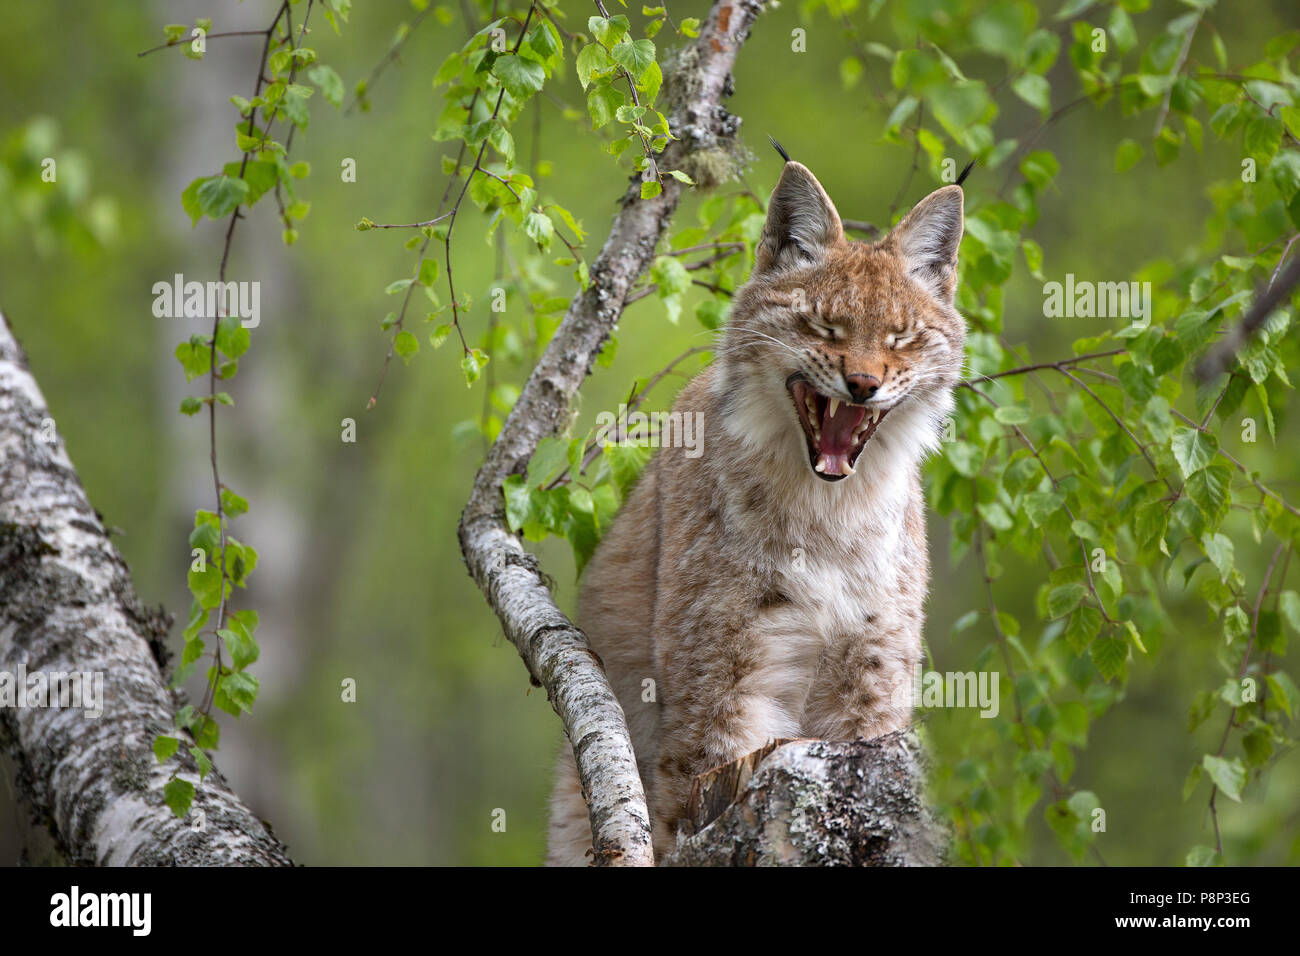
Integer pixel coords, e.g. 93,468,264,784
886,329,918,349
801,316,842,340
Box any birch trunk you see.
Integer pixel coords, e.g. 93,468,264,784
0,311,291,865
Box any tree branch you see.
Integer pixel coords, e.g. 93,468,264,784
1196,254,1300,382
662,734,947,866
457,0,770,866
0,311,291,865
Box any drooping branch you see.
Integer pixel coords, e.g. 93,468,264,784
0,312,291,865
1196,253,1300,382
457,0,770,866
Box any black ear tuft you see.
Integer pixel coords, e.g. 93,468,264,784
891,186,964,304
754,161,843,274
769,135,791,164
955,159,976,187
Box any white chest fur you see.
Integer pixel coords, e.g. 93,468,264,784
740,466,910,738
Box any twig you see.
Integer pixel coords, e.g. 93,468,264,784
344,4,436,115
963,383,1116,623
889,102,924,220
1154,12,1201,137
137,30,273,57
1196,254,1300,382
1207,542,1285,857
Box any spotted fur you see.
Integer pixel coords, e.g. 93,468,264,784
546,160,966,865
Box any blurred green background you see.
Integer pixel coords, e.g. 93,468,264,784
0,0,1296,865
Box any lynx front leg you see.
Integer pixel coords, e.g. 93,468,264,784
650,650,799,857
803,625,921,742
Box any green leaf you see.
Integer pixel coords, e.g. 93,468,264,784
394,330,420,363
1200,532,1234,583
1066,606,1101,653
196,175,250,220
1266,671,1298,719
215,671,259,715
163,778,195,818
587,14,630,47
281,84,312,129
586,81,624,129
1244,115,1282,161
215,315,250,358
189,746,213,781
418,258,439,286
307,64,344,107
928,82,991,137
993,404,1031,424
153,736,181,762
1048,583,1087,619
188,520,220,555
1185,465,1231,523
576,43,613,88
1023,490,1064,526
221,487,249,517
1201,754,1245,802
1012,74,1050,113
219,626,259,670
1185,845,1220,867
461,348,488,386
1108,6,1136,53
175,338,212,382
492,55,546,97
1020,150,1060,189
1091,634,1128,680
523,211,554,251
181,177,209,226
1170,427,1217,478
1280,591,1300,633
1114,138,1143,172
610,39,656,81
223,160,277,207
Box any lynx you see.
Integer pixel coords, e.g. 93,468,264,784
547,148,966,865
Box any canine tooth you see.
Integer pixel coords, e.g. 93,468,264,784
814,458,826,473
842,460,855,476
828,397,841,417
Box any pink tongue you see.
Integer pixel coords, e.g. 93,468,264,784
820,403,866,455
816,402,866,476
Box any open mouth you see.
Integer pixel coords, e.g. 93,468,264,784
785,373,889,481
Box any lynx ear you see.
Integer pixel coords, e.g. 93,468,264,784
890,185,964,304
754,161,844,274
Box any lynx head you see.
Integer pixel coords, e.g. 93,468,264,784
717,153,966,483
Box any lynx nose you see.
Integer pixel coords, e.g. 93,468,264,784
845,373,881,402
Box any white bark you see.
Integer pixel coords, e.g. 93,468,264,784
664,734,947,866
458,0,771,866
0,311,291,865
